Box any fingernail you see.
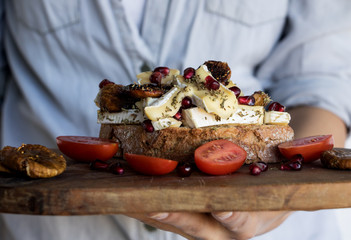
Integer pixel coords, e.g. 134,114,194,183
214,211,233,220
148,212,169,220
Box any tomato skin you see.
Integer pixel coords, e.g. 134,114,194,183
278,135,334,163
124,153,178,176
56,136,118,162
194,140,247,175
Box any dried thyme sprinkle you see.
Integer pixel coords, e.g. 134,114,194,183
220,99,227,109
165,106,172,112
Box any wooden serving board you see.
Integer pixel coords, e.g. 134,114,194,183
1,152,351,215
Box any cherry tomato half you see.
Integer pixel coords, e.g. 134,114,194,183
194,139,247,175
124,153,178,176
56,136,118,162
278,135,334,163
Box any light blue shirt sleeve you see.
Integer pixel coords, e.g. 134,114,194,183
258,0,351,129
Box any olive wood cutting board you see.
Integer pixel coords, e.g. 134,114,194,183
1,151,351,215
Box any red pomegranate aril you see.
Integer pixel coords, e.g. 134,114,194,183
288,161,302,170
154,66,170,76
111,164,125,175
142,120,154,132
280,164,291,171
280,155,303,171
229,86,241,98
205,76,220,90
149,71,163,85
177,163,193,177
90,160,109,170
256,162,268,172
249,162,268,175
250,165,262,176
99,79,114,89
174,111,182,121
268,102,285,112
183,67,195,79
209,80,220,90
238,96,255,106
181,97,192,109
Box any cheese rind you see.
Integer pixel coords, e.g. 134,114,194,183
97,109,146,124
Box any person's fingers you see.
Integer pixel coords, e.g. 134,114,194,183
147,212,233,240
127,211,292,240
212,211,292,240
125,212,196,240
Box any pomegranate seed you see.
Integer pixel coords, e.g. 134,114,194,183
250,165,262,176
99,79,113,89
177,163,193,177
90,160,109,170
209,80,220,90
183,67,195,79
142,120,154,132
173,111,182,121
280,164,291,171
238,96,255,106
154,66,170,76
249,162,268,175
149,71,163,85
280,155,303,171
181,97,192,109
229,86,241,98
268,102,285,112
287,161,302,170
110,163,125,175
205,76,220,90
257,162,268,172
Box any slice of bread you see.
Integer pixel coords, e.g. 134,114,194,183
99,124,294,164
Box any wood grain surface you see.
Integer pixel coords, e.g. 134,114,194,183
1,152,351,215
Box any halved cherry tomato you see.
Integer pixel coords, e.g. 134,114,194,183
56,136,118,162
278,135,334,163
194,139,247,175
124,153,178,176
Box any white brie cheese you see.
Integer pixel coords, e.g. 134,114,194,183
144,86,184,121
182,106,264,128
264,111,291,125
97,109,146,124
152,118,182,131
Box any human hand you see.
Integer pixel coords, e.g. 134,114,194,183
127,211,291,240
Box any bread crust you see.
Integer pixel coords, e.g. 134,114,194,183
99,124,294,164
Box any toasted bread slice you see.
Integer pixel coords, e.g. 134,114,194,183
99,124,294,164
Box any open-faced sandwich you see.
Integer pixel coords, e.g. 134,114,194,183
95,60,294,164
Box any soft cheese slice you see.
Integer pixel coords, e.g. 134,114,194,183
97,109,146,124
137,69,180,85
182,106,264,128
176,72,238,119
152,118,182,131
264,111,291,125
144,86,192,121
